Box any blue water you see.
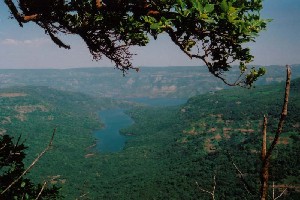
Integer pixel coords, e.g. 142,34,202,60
94,98,186,153
94,108,133,153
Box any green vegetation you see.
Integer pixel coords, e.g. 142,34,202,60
5,0,269,86
0,78,299,199
114,78,300,199
0,86,114,198
0,134,59,199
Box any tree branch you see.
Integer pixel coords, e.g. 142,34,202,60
35,181,47,200
265,65,291,160
262,115,267,162
196,175,216,200
43,23,71,49
227,152,255,195
260,65,291,200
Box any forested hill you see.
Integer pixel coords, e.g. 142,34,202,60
0,86,124,198
182,76,300,134
0,65,299,98
117,78,300,199
0,77,299,199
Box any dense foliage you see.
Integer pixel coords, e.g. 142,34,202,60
0,134,59,199
4,0,269,86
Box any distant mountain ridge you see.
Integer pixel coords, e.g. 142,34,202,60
0,65,299,98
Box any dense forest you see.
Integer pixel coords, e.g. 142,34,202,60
0,76,299,199
0,86,119,198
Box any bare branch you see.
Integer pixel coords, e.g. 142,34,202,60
4,0,40,25
227,152,254,195
273,188,287,200
196,181,213,195
196,175,216,200
260,65,291,200
23,14,39,22
0,143,7,151
265,65,291,160
273,182,275,200
273,182,289,200
43,23,71,49
1,128,57,195
35,181,47,200
262,115,267,161
4,0,23,27
212,175,216,199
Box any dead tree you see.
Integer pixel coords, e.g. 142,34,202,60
260,65,291,200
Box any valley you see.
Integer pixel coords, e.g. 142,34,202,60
0,66,299,199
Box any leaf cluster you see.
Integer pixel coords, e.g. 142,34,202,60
4,0,270,86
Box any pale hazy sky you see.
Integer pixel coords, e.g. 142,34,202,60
0,0,299,69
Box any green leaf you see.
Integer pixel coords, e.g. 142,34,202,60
192,0,203,12
204,4,214,13
239,62,247,72
21,182,26,188
183,9,190,17
150,23,161,30
220,0,228,12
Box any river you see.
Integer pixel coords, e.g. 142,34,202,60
94,98,186,153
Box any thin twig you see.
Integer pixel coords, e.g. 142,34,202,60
272,182,275,200
196,181,213,195
1,128,56,195
196,174,216,200
0,143,7,151
35,181,47,200
273,186,288,200
212,175,216,200
227,152,254,195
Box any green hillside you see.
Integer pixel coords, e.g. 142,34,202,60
0,79,299,199
117,78,300,199
0,86,115,198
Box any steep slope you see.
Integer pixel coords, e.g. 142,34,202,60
0,86,112,198
116,78,300,199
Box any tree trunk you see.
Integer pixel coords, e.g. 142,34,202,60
260,115,268,200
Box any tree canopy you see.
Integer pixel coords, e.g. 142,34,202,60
4,0,269,86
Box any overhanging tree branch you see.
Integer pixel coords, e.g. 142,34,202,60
3,0,270,87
